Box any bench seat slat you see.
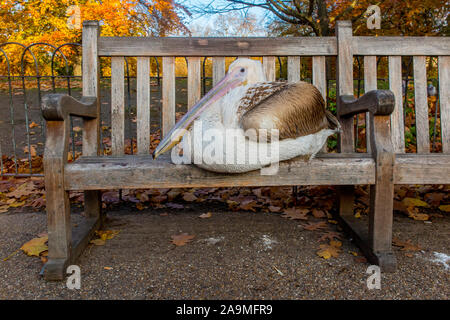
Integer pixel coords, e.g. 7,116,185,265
64,154,376,190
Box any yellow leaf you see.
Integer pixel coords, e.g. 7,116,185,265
439,205,450,212
90,239,106,246
104,266,113,270
402,197,429,208
330,240,342,248
199,212,212,219
9,201,26,208
21,236,48,257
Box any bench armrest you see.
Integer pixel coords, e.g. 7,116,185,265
338,90,395,118
41,94,97,121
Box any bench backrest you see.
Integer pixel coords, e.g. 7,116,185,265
81,20,449,157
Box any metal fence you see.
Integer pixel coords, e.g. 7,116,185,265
0,42,440,177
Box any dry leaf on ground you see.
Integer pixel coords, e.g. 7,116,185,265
199,212,212,219
281,208,309,220
302,221,328,231
392,237,422,251
171,233,195,246
21,235,48,257
402,197,429,208
317,241,342,259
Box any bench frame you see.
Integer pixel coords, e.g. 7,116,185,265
40,20,449,280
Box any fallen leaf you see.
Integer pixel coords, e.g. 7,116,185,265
312,209,326,218
21,236,48,257
29,121,39,128
171,233,195,246
96,230,120,241
281,208,309,220
183,192,197,202
239,199,259,212
406,207,429,221
104,267,113,270
392,237,422,251
268,206,282,212
438,205,450,212
317,241,341,259
318,231,342,242
199,212,212,219
402,197,429,208
302,221,328,231
90,238,106,246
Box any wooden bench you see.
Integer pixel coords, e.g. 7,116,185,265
41,20,450,280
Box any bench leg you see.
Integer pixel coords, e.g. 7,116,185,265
44,182,72,280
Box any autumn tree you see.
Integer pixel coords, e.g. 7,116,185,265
0,0,190,75
195,0,448,36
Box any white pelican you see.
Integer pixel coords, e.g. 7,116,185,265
153,58,340,174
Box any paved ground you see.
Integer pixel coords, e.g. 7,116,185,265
0,206,448,300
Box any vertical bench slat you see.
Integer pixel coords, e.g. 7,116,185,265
439,56,450,153
389,56,405,153
187,57,201,110
136,57,150,155
413,56,430,153
212,57,225,86
111,57,125,156
364,56,377,153
287,56,301,82
263,56,276,81
162,56,176,137
336,21,354,152
312,56,326,100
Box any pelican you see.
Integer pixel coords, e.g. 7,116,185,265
153,58,340,174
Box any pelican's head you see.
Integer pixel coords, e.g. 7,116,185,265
152,58,263,159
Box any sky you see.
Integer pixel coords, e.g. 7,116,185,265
180,0,272,34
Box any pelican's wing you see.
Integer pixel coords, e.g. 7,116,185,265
238,81,339,140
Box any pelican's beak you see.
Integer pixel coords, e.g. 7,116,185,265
152,66,247,159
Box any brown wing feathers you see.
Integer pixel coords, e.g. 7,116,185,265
239,81,339,140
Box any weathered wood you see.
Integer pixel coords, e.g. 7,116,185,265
263,56,276,81
287,56,301,83
43,120,71,280
162,56,175,137
212,57,226,86
64,154,376,190
353,36,450,56
187,57,201,109
389,56,405,153
364,56,377,153
338,90,395,118
439,56,450,153
413,56,430,153
81,21,102,229
82,20,100,156
368,115,395,257
111,57,125,155
312,56,326,100
336,21,355,220
98,37,337,57
394,154,450,184
71,217,102,262
333,213,396,272
137,57,150,154
41,94,97,121
336,21,354,153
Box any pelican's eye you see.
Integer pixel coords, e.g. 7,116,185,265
240,68,245,73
